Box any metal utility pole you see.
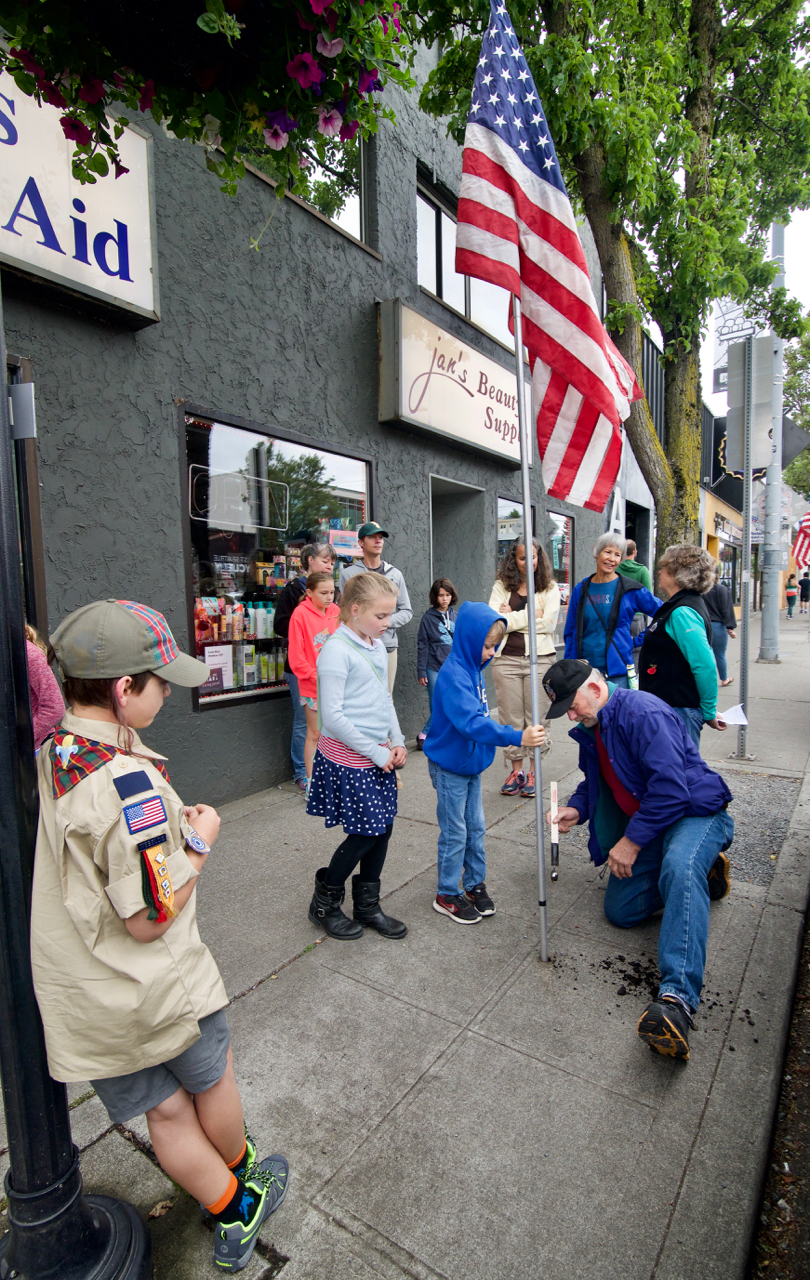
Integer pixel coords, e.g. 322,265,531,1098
512,296,549,963
0,276,151,1278
730,335,755,761
759,222,786,663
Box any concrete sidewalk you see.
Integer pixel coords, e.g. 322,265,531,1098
13,613,810,1279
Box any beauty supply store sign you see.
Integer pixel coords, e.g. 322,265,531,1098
0,72,158,324
378,300,529,467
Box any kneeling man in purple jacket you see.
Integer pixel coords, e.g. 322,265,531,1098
544,659,733,1062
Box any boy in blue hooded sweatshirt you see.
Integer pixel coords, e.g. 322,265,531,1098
424,602,545,923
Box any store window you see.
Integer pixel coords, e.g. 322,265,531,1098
185,415,369,705
417,184,513,348
497,497,529,566
544,511,574,646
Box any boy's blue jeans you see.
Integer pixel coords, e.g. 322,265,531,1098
428,760,487,895
603,809,734,1011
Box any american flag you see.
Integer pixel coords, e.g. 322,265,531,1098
792,512,810,570
124,796,167,834
455,1,642,511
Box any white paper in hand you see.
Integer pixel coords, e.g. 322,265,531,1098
720,703,748,726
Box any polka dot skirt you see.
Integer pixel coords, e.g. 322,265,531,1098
307,750,398,835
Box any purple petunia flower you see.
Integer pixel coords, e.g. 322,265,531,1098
139,79,155,111
339,119,360,142
38,79,67,109
308,0,335,13
60,115,92,146
358,65,381,95
78,79,105,105
265,109,298,133
286,52,322,89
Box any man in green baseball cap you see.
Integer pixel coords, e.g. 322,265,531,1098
338,522,412,693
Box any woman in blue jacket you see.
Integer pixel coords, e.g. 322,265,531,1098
564,533,661,686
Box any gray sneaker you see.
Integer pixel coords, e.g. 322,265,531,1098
212,1157,289,1271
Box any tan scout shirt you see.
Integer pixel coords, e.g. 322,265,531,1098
31,713,228,1082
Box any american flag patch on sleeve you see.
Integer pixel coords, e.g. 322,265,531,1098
123,796,168,835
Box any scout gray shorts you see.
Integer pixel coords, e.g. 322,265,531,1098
90,1008,231,1125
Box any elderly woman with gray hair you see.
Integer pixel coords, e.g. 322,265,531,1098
639,544,727,745
564,533,661,688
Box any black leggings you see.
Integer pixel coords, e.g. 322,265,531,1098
326,824,393,886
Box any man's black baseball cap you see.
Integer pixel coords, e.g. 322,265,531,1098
543,659,594,719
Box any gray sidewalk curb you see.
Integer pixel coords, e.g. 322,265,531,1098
654,769,810,1280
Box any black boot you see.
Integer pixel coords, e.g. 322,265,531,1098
309,868,363,939
352,877,407,938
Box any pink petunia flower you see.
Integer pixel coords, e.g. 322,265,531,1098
263,124,289,150
78,79,105,105
37,79,67,109
11,48,44,79
339,119,360,142
308,0,335,13
113,72,125,90
316,32,344,57
392,2,401,34
286,52,322,89
317,106,342,137
138,79,155,112
60,116,92,146
298,152,311,169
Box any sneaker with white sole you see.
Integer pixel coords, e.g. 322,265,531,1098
501,768,525,796
464,882,495,916
433,893,482,924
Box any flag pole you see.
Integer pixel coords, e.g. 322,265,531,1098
512,295,549,963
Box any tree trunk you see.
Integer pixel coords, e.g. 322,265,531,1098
659,333,703,554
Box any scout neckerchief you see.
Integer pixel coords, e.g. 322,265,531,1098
49,728,170,800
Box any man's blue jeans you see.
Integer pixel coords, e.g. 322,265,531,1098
284,669,307,783
428,759,487,895
603,809,734,1010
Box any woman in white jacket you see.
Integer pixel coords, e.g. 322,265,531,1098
489,537,560,798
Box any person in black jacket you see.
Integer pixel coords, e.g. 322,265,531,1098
273,542,336,791
800,571,810,615
703,567,737,685
416,578,458,748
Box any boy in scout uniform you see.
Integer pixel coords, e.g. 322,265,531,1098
31,600,288,1272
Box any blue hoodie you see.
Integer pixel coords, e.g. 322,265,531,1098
424,601,523,775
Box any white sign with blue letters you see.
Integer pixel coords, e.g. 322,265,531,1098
0,72,158,323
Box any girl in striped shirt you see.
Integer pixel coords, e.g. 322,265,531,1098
306,573,408,940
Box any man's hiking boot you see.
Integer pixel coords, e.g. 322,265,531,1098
708,851,731,901
637,998,693,1061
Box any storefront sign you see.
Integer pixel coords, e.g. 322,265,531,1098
329,529,362,556
0,72,159,324
378,300,529,466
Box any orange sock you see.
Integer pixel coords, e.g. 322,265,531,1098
226,1139,247,1171
205,1172,238,1217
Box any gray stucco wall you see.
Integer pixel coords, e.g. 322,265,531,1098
3,72,604,805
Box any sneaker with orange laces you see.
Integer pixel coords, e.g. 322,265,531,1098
520,771,536,798
501,768,525,796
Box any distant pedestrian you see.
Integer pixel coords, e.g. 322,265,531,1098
32,601,288,1274
274,542,337,793
564,533,660,688
800,571,810,615
424,602,545,924
786,574,798,618
489,536,559,799
639,544,725,746
702,568,737,687
416,577,458,749
25,623,65,749
338,522,413,694
307,573,408,940
287,572,340,789
617,538,654,664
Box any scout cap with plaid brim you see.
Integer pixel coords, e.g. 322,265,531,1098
51,600,210,686
543,659,595,719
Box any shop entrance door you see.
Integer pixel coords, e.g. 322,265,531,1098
429,475,486,605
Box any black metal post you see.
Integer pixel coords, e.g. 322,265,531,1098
0,273,151,1279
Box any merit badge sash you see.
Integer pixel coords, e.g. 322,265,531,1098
137,834,176,922
49,729,170,799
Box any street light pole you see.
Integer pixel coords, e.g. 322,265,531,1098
0,275,151,1278
759,222,785,663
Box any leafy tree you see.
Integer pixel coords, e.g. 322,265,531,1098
417,0,810,552
264,445,343,540
783,330,810,497
0,0,414,197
